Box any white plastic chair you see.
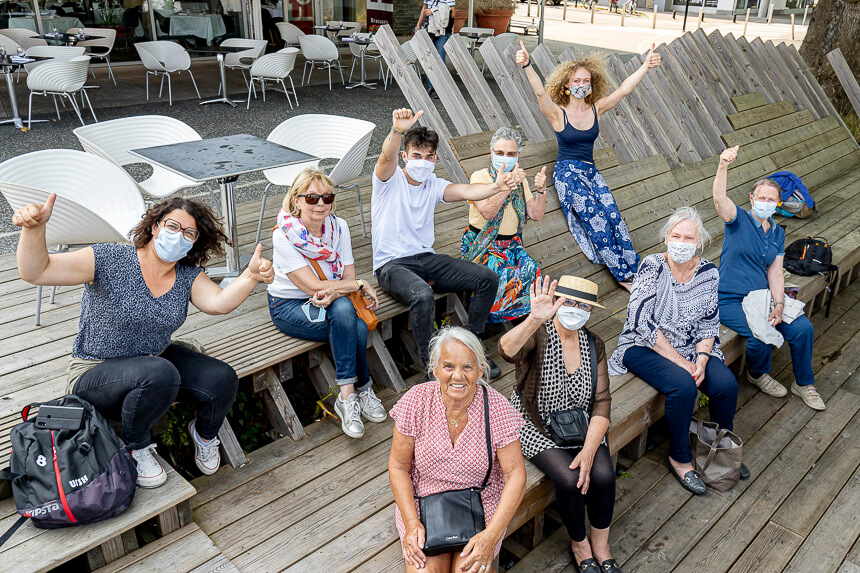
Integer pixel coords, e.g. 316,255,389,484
336,21,361,42
298,34,344,90
75,27,117,85
348,33,387,89
221,37,268,89
0,28,47,51
27,55,96,128
400,39,421,81
255,114,376,242
246,47,298,110
275,22,305,48
0,33,21,54
22,45,86,72
0,149,146,325
134,41,200,105
73,115,219,208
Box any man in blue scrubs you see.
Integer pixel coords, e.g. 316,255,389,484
712,146,825,411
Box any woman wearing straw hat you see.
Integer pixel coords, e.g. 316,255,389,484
499,275,620,573
608,207,747,496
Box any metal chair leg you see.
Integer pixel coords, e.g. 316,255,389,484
187,70,201,99
338,183,365,237
145,71,150,100
327,64,332,90
246,79,253,109
261,80,266,101
279,79,292,109
49,286,57,304
27,91,33,129
159,73,165,98
166,73,172,105
106,56,116,85
255,182,273,245
337,59,345,85
289,76,298,106
52,95,61,120
34,285,42,326
349,56,356,83
82,89,97,122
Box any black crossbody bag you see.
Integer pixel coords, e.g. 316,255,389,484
418,385,492,556
545,331,599,448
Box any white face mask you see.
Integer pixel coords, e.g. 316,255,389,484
751,200,777,220
666,241,697,264
556,306,590,331
403,157,435,183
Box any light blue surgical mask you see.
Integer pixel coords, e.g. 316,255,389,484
492,154,518,173
751,200,777,220
302,300,326,322
154,223,194,263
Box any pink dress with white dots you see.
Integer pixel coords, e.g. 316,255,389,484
390,381,525,556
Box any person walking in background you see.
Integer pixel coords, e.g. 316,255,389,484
372,108,525,379
516,41,662,290
414,0,455,98
462,126,548,323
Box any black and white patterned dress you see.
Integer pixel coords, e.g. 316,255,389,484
510,322,602,459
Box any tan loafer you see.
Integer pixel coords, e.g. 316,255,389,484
747,372,788,397
791,382,826,410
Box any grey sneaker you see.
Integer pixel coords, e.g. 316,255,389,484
359,387,387,423
747,372,787,397
791,382,826,410
188,420,220,476
334,393,365,438
131,444,167,488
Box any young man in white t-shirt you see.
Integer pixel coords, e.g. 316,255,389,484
372,108,525,378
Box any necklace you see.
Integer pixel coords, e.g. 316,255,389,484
448,413,467,427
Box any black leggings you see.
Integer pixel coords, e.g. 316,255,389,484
530,445,616,541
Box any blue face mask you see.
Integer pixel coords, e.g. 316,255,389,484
491,154,518,173
751,200,777,220
154,224,194,263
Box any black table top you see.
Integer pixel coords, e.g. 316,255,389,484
129,134,318,183
341,37,373,44
0,54,52,69
314,24,344,30
37,33,104,43
186,45,256,55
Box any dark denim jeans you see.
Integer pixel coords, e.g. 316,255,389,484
427,32,450,89
268,294,371,389
377,252,499,367
73,344,239,450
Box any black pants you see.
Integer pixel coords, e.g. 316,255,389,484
377,252,499,367
74,344,239,450
531,445,616,542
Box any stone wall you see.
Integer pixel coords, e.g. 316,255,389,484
394,0,423,35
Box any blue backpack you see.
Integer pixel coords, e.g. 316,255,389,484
770,171,816,219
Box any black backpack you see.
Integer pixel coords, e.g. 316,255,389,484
0,395,137,546
783,237,839,318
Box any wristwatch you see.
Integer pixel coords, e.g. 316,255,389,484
356,279,365,292
696,351,711,359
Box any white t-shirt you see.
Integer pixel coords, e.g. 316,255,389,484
267,216,354,300
371,168,450,272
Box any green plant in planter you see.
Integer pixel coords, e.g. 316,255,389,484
474,0,515,14
100,1,124,27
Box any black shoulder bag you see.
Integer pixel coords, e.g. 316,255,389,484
545,330,599,448
418,385,492,556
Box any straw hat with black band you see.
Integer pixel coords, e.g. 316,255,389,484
553,276,605,309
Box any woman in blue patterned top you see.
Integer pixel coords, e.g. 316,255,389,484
608,207,747,495
12,195,274,488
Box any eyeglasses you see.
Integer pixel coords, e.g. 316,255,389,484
561,299,593,311
159,218,199,242
299,193,335,205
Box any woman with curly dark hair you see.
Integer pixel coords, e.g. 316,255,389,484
12,195,274,488
515,41,662,291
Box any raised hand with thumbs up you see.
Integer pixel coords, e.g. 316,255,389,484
644,43,661,68
247,243,274,284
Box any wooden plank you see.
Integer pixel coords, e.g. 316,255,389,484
732,92,769,112
367,328,406,392
828,48,860,120
252,366,307,441
411,30,481,137
96,524,231,573
727,101,796,130
531,43,558,78
373,25,468,183
720,33,781,104
728,522,805,573
676,32,735,113
723,110,816,147
749,37,818,118
692,28,754,96
217,418,249,468
307,349,338,407
707,31,772,104
444,36,509,133
663,40,734,134
772,41,831,119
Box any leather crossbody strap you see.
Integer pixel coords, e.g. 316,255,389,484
480,384,492,490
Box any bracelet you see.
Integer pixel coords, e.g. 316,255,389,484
391,127,406,136
534,190,546,194
521,61,531,69
696,352,711,359
774,301,784,307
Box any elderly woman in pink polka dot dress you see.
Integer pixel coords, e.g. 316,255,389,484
388,327,527,573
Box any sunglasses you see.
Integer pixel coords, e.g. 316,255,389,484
299,193,335,205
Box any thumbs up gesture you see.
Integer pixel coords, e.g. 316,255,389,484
535,166,548,191
12,193,56,229
645,43,661,69
248,243,274,284
515,40,530,67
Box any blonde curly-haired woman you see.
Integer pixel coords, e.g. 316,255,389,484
515,41,662,291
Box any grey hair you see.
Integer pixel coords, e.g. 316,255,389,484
489,127,522,152
751,178,781,199
426,326,490,383
659,206,711,252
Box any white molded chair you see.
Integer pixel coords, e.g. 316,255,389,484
74,27,117,85
298,34,344,90
134,41,200,105
246,47,298,110
400,39,421,81
275,22,305,48
0,33,21,54
27,55,96,128
221,38,268,89
22,45,86,72
348,33,387,89
0,149,146,325
335,21,361,42
73,115,218,206
255,114,376,242
0,28,47,51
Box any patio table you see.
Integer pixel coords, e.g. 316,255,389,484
130,134,317,283
33,32,104,46
0,55,52,129
458,28,493,56
313,23,343,43
342,36,376,90
187,45,254,107
169,14,227,44
9,15,84,33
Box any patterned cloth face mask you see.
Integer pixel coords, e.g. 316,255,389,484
570,84,592,99
666,241,697,264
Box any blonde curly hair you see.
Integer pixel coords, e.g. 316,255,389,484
545,53,610,107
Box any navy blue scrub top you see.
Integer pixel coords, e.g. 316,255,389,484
718,207,785,301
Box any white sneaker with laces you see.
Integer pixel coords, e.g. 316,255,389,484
747,372,788,397
791,382,826,411
131,444,167,488
188,420,221,475
334,393,365,438
358,387,387,423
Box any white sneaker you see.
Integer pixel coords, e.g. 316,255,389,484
188,420,221,476
131,444,167,488
791,382,826,411
334,393,365,438
358,386,387,423
747,372,788,397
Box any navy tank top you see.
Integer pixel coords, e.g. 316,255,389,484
555,105,599,164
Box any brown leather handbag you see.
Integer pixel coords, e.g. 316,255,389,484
306,258,378,331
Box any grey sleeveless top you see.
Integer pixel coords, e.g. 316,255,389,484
72,243,202,361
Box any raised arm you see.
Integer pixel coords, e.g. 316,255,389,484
499,276,563,360
713,146,739,223
596,43,661,115
190,243,274,315
13,194,95,286
515,41,563,128
443,163,523,202
375,108,424,183
526,166,548,221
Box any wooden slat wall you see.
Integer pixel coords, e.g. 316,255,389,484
443,35,509,132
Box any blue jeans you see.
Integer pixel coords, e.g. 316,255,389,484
427,33,450,89
268,294,371,389
719,295,815,386
623,346,739,464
